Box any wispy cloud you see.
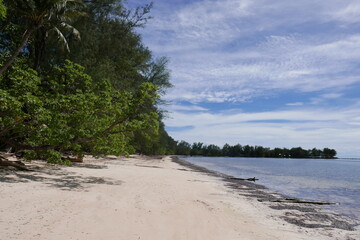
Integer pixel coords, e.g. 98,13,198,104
132,0,360,156
286,102,304,106
328,1,360,23
138,0,360,103
162,34,360,103
166,104,208,112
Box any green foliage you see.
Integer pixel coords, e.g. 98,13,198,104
322,148,337,158
176,141,191,155
0,0,175,161
57,0,172,95
0,0,85,73
0,59,160,160
133,121,176,155
24,149,71,165
62,1,174,154
143,57,173,95
0,0,6,19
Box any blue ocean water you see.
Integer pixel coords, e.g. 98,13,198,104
183,157,360,220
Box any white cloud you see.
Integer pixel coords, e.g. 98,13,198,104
144,0,360,51
138,0,360,103
165,106,360,157
165,109,346,127
310,93,344,105
321,93,343,99
166,104,208,112
286,102,304,106
327,1,360,23
145,0,254,49
161,34,360,103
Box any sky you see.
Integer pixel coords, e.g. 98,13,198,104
127,0,360,158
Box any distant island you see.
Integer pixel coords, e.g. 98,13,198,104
175,141,337,159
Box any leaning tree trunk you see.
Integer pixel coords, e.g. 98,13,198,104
0,156,30,171
0,27,36,75
34,28,48,71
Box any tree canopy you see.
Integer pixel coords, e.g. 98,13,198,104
0,0,176,163
0,0,85,74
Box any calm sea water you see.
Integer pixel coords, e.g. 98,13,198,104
183,157,360,220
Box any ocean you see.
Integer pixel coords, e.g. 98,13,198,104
182,156,360,220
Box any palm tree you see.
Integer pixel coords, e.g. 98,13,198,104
0,0,84,74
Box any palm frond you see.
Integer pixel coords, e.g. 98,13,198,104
51,26,70,52
60,22,80,40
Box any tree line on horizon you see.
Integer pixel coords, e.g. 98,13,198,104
175,141,337,159
0,0,176,164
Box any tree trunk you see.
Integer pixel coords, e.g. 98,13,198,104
0,157,30,171
0,27,36,75
34,29,48,71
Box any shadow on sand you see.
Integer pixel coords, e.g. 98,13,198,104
0,162,122,191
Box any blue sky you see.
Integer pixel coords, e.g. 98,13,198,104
127,0,360,157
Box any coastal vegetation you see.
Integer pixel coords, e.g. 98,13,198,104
0,0,176,164
175,141,337,159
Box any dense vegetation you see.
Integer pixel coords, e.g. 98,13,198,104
175,141,337,159
0,0,176,163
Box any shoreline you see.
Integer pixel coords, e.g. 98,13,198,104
172,156,359,230
1,155,359,239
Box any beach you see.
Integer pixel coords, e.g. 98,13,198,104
0,155,359,240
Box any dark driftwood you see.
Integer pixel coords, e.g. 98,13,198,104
62,156,83,163
0,156,30,171
259,198,339,205
227,177,259,182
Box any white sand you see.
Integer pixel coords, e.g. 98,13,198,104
0,156,359,240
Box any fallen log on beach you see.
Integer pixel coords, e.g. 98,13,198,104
62,156,83,163
227,177,259,182
0,156,30,171
258,198,339,205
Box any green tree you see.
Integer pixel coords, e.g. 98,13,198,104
222,144,231,156
190,142,204,156
322,148,337,158
254,146,269,157
131,120,176,155
310,148,322,158
0,0,84,74
204,144,221,156
1,0,176,157
176,141,191,155
62,1,173,154
63,0,154,91
243,145,253,157
0,59,159,162
289,147,308,158
271,148,283,158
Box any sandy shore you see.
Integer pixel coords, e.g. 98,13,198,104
0,155,359,240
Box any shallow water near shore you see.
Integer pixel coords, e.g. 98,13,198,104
183,157,360,220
